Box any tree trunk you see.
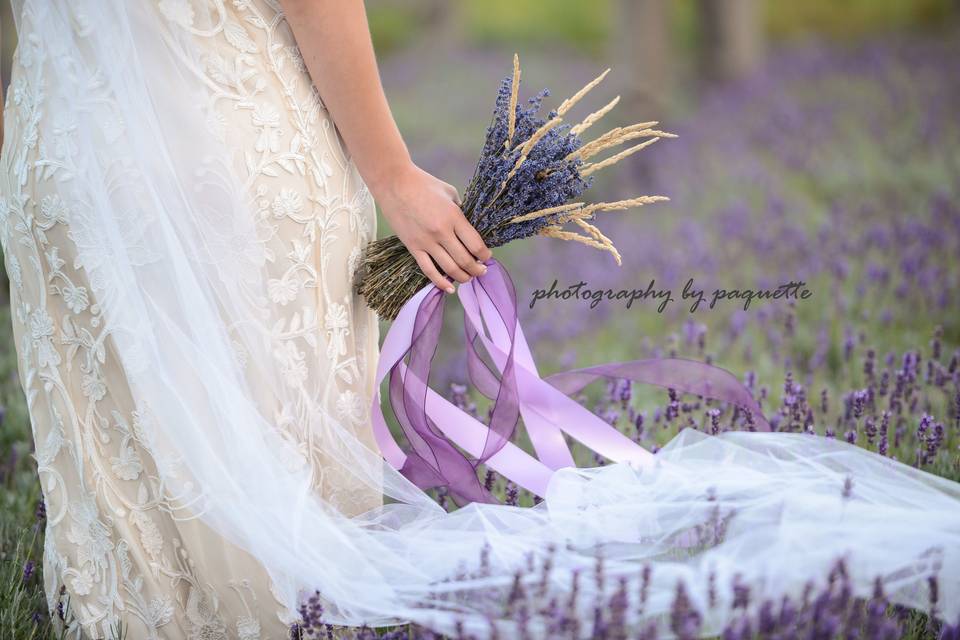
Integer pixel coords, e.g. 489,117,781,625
614,0,672,118
698,0,765,83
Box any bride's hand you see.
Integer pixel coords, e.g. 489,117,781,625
374,163,492,294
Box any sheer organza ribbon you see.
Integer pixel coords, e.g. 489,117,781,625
371,258,771,505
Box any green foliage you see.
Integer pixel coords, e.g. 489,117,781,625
764,0,957,40
367,4,425,57
0,300,58,638
460,0,612,56
365,0,957,65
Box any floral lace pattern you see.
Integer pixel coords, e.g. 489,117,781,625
0,1,381,637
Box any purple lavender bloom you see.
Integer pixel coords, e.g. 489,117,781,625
669,580,702,640
22,559,35,583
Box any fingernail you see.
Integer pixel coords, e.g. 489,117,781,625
446,285,455,294
479,265,488,274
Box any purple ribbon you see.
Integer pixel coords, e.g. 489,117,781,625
371,258,771,505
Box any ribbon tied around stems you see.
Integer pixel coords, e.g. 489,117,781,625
371,258,771,506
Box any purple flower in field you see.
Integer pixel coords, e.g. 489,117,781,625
707,408,722,435
853,388,868,419
371,35,960,638
941,621,960,640
637,564,653,615
34,495,46,532
955,389,960,430
842,475,854,500
22,559,35,583
669,580,702,640
602,408,620,427
731,574,751,610
450,382,480,420
916,413,934,465
878,369,891,397
864,415,877,445
294,590,328,638
634,411,646,442
768,413,782,432
505,481,519,506
618,379,632,409
722,616,751,640
606,577,630,637
745,409,759,432
483,468,496,492
929,572,940,621
665,388,680,422
55,585,66,620
843,330,856,363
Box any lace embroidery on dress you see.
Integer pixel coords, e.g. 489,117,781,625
0,1,381,637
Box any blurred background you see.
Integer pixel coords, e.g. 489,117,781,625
353,0,960,406
2,0,959,466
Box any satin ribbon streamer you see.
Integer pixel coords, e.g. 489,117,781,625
371,258,771,505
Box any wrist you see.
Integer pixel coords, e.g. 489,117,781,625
363,155,418,204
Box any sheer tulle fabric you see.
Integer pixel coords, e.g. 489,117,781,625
5,2,958,638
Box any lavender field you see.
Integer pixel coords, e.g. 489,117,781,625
375,30,959,639
381,34,960,468
2,11,960,640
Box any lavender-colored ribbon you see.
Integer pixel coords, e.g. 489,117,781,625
371,258,771,505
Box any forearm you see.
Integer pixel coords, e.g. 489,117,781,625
280,0,490,291
279,0,412,200
1,22,4,150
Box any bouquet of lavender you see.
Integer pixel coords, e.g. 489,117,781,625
353,55,675,320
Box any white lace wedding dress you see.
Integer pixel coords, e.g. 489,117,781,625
1,1,381,637
2,2,958,640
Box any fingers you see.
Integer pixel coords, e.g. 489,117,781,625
455,220,493,262
413,250,454,294
429,244,473,284
440,235,487,278
404,180,492,293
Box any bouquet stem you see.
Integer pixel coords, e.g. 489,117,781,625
354,236,431,321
